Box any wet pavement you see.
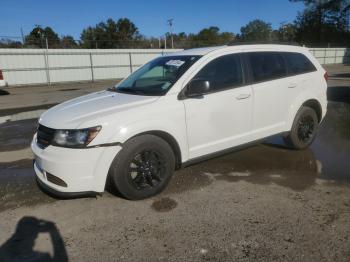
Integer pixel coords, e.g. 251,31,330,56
1,96,349,211
0,64,349,261
0,119,37,151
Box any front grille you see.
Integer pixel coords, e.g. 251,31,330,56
37,124,55,149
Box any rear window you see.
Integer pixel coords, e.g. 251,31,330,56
247,52,287,83
283,52,317,75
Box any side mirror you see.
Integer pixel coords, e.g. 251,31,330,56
185,79,210,98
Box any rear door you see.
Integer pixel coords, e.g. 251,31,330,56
244,51,300,140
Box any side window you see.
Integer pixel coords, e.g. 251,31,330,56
284,52,317,75
248,52,287,82
194,54,243,92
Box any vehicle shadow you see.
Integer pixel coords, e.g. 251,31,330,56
0,89,9,96
327,85,350,103
330,73,350,78
0,216,68,261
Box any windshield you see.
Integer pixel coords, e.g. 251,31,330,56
113,55,201,96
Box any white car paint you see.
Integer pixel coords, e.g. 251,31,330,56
0,80,5,87
32,44,328,194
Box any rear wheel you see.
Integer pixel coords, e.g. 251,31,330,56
284,106,319,150
109,134,175,200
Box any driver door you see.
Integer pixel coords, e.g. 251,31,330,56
183,54,253,159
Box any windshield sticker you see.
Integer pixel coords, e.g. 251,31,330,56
165,60,185,67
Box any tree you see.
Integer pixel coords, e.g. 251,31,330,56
80,26,96,48
190,26,235,47
25,25,60,48
0,38,23,48
239,19,273,41
172,32,190,48
291,0,350,46
277,23,298,42
116,18,139,41
60,35,78,48
80,18,139,48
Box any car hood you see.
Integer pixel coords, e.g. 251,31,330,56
39,90,159,129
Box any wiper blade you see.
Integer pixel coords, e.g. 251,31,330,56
116,88,147,95
107,87,117,92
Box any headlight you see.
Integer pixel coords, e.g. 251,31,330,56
52,126,101,148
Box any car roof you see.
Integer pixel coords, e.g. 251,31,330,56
166,44,308,57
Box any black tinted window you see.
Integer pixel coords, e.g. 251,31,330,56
284,52,316,75
194,54,243,92
248,52,287,82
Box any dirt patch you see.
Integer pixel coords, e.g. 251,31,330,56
151,197,178,212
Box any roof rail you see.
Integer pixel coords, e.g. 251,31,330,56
227,40,300,46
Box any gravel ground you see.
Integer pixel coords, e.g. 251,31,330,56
0,64,349,261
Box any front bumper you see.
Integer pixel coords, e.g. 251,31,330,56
35,174,97,198
31,135,122,194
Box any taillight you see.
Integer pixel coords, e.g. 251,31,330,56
324,72,329,82
0,70,3,80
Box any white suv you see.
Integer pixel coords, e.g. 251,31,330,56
32,44,328,199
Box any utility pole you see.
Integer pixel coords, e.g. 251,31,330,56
167,18,174,49
20,27,25,46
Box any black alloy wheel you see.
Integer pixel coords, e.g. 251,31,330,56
109,134,175,200
128,150,166,190
284,106,319,150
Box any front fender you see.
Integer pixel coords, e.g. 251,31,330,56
107,119,189,162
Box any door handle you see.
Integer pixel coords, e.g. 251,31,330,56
288,83,297,88
236,93,251,100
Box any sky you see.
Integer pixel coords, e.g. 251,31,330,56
0,0,305,40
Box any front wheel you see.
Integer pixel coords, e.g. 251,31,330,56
109,134,175,200
284,106,319,150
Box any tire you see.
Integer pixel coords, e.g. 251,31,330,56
284,106,319,150
109,134,175,200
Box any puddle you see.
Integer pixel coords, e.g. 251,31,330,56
0,119,37,151
310,102,350,180
166,143,319,192
0,159,55,211
165,100,350,194
151,197,178,212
